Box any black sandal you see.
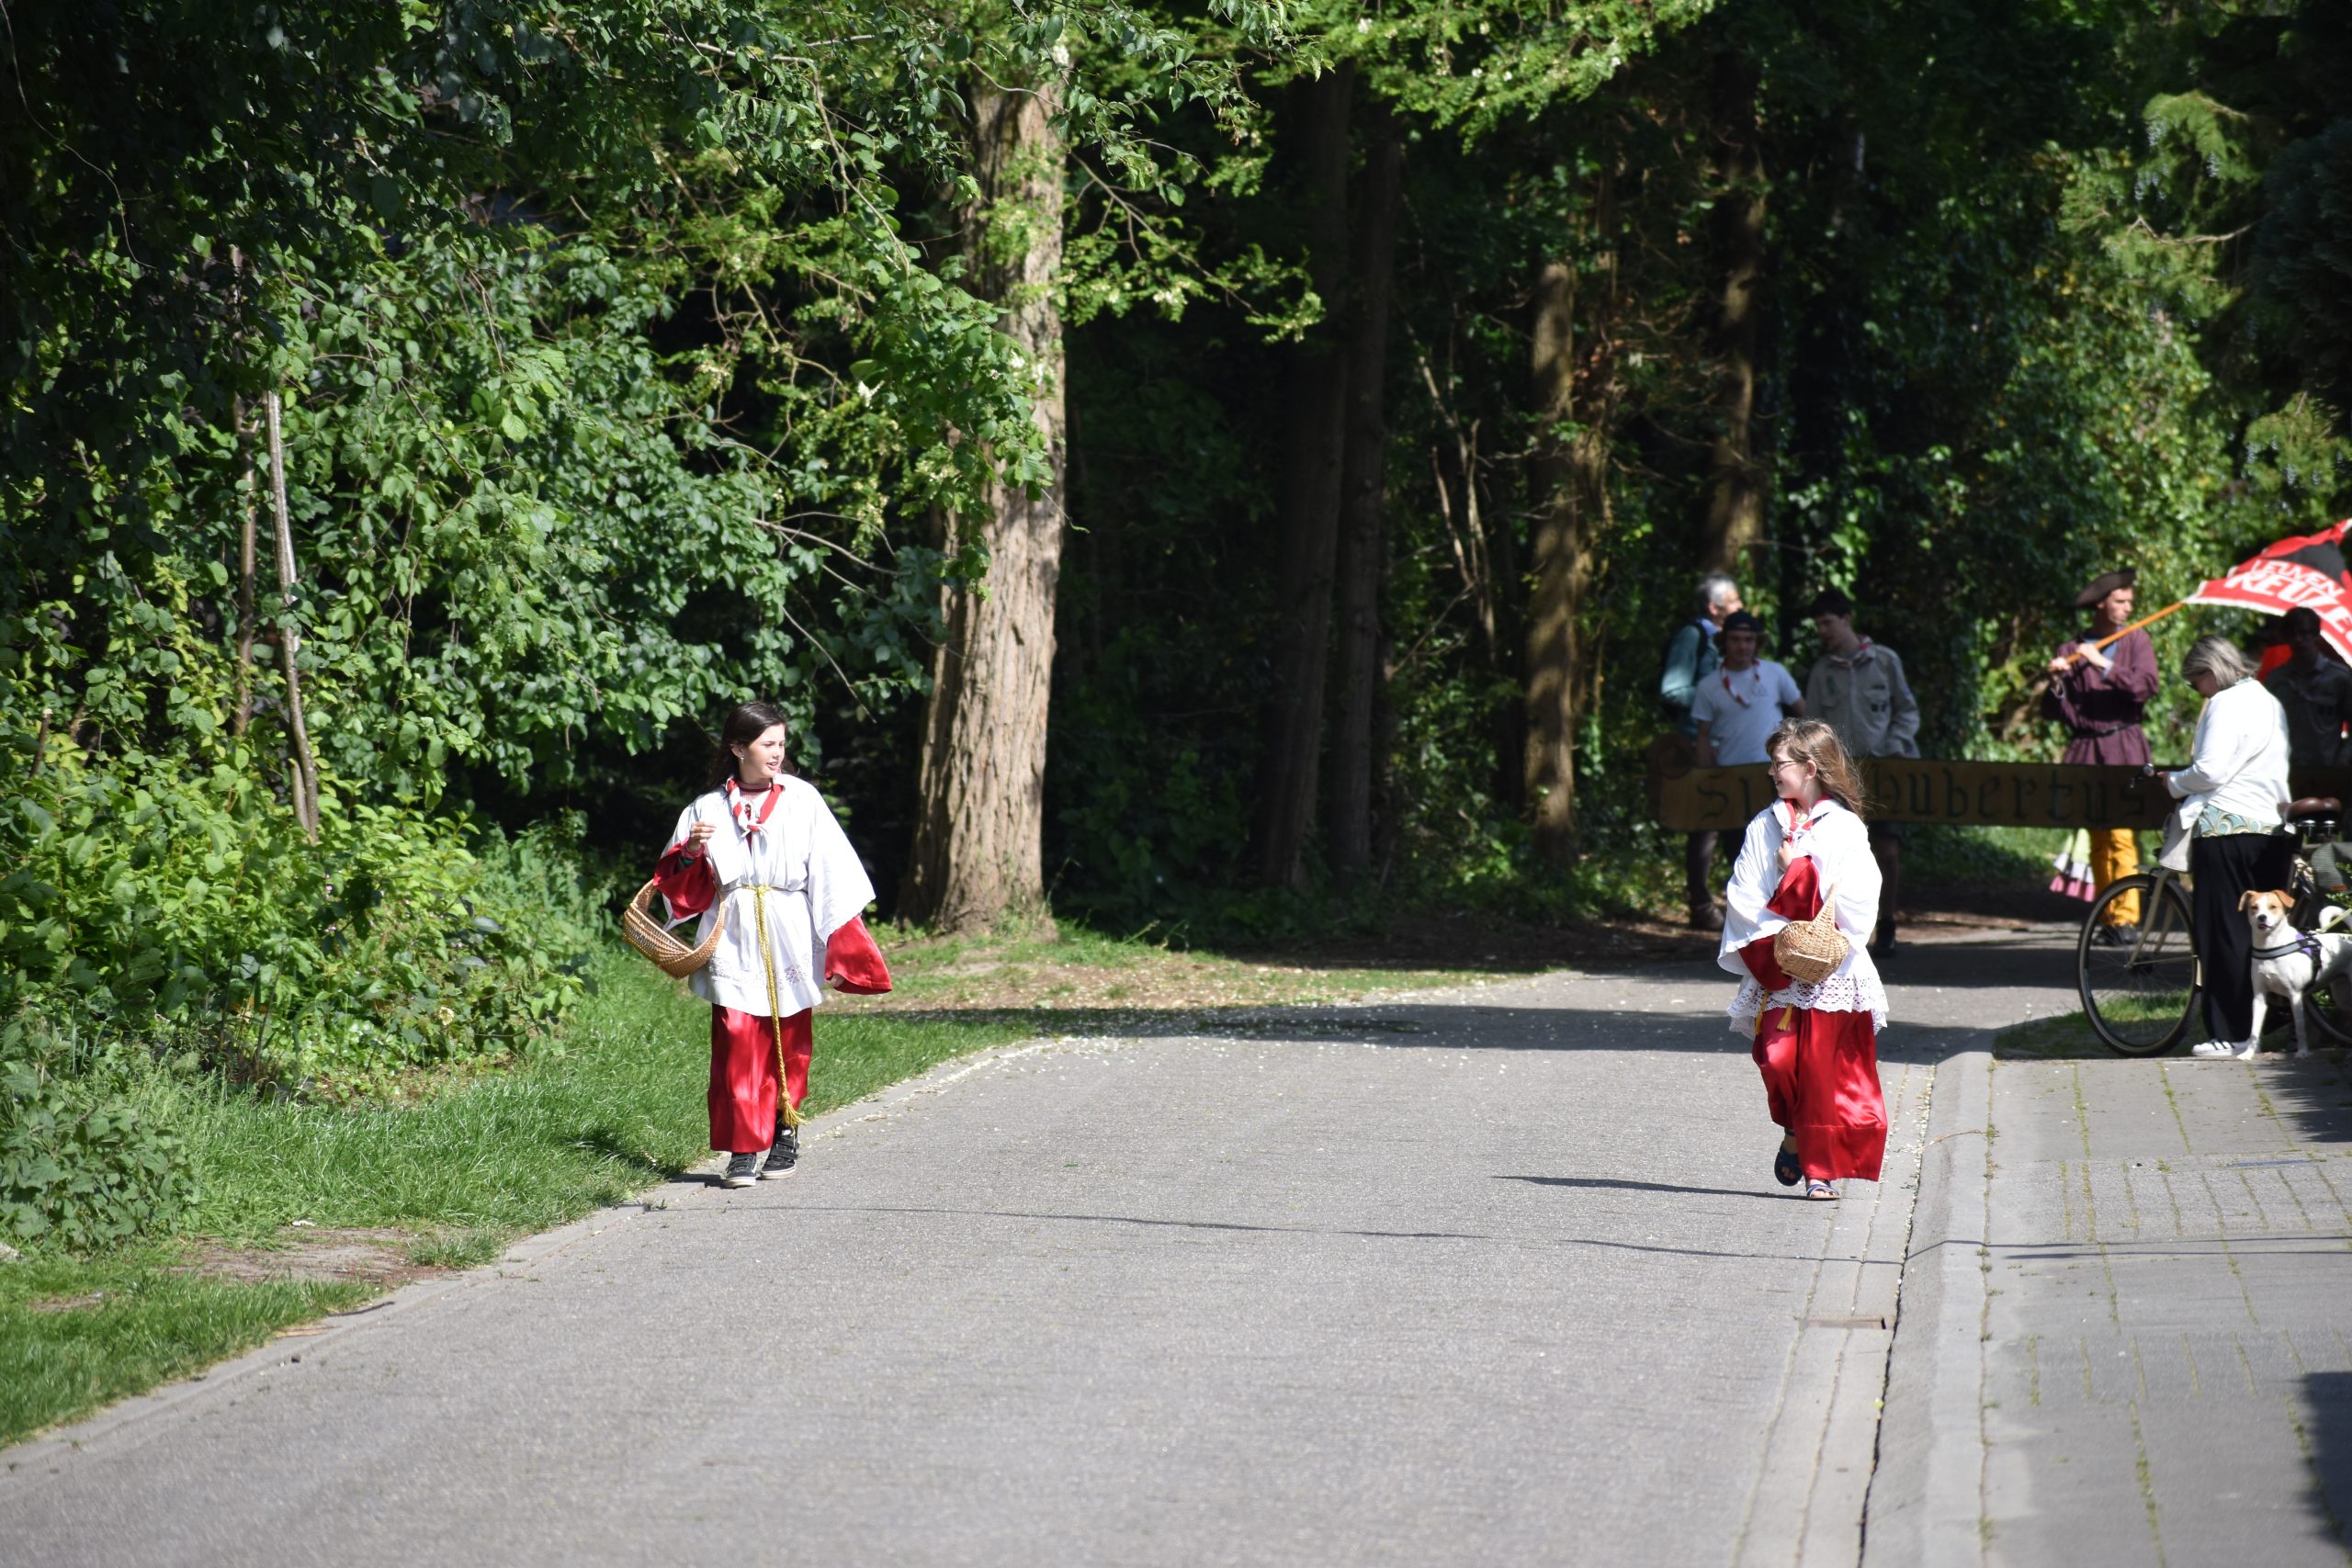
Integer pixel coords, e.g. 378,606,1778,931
1773,1136,1802,1188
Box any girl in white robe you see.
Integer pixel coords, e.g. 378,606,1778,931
1717,718,1889,1199
655,702,890,1187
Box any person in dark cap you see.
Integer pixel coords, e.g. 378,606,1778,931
1692,610,1804,772
2043,568,2159,942
1804,588,1919,954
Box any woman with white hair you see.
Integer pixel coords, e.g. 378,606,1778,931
2153,636,2293,1056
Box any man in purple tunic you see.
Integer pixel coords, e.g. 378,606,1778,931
2043,568,2159,939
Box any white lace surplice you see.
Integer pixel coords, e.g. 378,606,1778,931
1715,799,1889,1034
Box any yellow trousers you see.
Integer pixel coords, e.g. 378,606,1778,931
2091,828,2140,924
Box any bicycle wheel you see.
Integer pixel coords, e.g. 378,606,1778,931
2079,874,2199,1056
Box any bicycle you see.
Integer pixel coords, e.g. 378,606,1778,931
2077,797,2352,1056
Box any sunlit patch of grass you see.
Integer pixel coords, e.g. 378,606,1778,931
0,1243,370,1446
1995,998,2204,1060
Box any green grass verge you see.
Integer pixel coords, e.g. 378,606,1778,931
1,944,1034,1448
1996,998,2213,1061
1994,1010,2117,1060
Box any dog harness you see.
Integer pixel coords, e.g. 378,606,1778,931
2251,932,2327,963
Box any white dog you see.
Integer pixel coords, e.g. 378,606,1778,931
2191,889,2352,1059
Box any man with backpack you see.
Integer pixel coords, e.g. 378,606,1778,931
1662,572,1743,930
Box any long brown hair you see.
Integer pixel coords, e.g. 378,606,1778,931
705,701,792,790
1767,717,1871,819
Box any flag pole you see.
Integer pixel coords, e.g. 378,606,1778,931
2058,599,2193,665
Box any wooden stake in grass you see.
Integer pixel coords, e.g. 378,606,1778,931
232,394,258,738
264,389,320,840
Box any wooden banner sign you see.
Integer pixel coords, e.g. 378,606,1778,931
1645,736,2352,833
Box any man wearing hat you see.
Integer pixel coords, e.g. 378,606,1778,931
2044,569,2160,940
1804,589,1919,953
1692,609,1804,772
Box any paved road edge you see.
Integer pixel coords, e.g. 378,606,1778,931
1860,1046,1993,1568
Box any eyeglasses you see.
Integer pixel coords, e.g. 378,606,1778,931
1765,759,1808,773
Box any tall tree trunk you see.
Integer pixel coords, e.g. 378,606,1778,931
263,389,319,840
1254,62,1354,888
1523,172,1619,868
1329,113,1402,881
1699,51,1767,577
901,69,1069,933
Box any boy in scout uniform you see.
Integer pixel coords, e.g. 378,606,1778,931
1805,588,1920,955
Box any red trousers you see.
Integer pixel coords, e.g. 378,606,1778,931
709,1007,812,1153
1753,1005,1886,1182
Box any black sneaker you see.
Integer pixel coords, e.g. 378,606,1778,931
762,1124,799,1179
720,1152,761,1189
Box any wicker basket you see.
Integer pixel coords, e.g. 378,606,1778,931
623,878,727,979
1771,883,1848,986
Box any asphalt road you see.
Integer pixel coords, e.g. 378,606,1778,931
0,936,2065,1567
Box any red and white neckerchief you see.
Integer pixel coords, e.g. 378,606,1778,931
1825,637,1874,668
724,776,784,838
1778,797,1830,869
1719,663,1767,707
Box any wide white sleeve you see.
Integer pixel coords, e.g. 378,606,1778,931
799,783,877,943
1816,813,1883,939
1718,810,1785,977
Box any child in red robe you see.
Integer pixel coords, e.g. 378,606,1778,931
1717,717,1888,1200
654,701,891,1187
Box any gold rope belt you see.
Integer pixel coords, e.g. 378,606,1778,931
741,883,801,1131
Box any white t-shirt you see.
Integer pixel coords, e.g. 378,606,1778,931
1690,659,1802,764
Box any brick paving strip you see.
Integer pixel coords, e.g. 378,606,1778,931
1866,935,2352,1568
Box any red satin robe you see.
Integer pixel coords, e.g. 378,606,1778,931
655,841,892,1153
1737,854,1886,1182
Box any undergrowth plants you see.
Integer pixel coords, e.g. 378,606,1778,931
0,725,603,1243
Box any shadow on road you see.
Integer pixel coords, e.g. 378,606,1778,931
2245,1055,2352,1150
868,1003,1996,1065
749,1201,1853,1263
2303,1371,2352,1551
1495,1175,1784,1202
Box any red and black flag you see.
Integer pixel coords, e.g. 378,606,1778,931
2188,520,2352,662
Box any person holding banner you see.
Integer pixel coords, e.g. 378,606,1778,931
2044,569,2159,943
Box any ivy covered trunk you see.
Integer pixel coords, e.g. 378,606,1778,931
901,70,1069,934
1329,113,1403,880
1699,51,1767,577
1524,172,1619,870
1255,63,1354,889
